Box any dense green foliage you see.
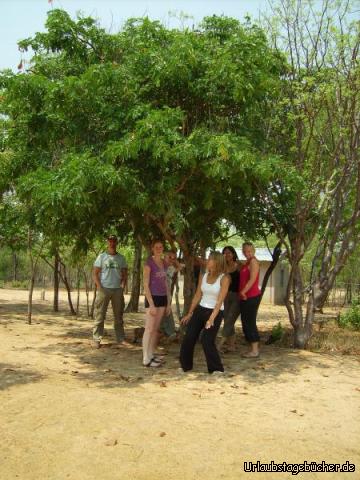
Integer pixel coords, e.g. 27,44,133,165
0,10,285,255
339,299,360,331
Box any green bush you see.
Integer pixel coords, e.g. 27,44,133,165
271,322,284,341
338,299,360,330
265,322,284,344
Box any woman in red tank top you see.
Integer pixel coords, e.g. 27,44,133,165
239,242,261,358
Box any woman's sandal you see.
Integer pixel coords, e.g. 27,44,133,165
144,359,162,368
241,351,259,358
221,346,236,354
151,356,162,363
154,353,166,360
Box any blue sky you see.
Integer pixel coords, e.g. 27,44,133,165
0,0,270,71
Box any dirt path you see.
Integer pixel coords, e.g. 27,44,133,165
1,289,359,479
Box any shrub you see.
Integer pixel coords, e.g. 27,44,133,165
338,299,360,331
265,322,284,344
8,280,28,289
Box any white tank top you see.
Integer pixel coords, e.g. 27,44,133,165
200,273,225,310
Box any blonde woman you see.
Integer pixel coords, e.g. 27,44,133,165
180,252,230,374
239,242,261,358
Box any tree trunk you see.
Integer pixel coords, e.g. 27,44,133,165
76,267,81,316
12,251,18,282
260,242,282,300
125,238,142,313
182,255,195,315
294,288,314,348
27,230,43,325
174,274,181,320
287,263,314,349
28,274,35,325
83,268,91,317
345,283,352,305
293,323,312,349
58,259,76,315
27,229,34,325
313,281,330,311
53,252,60,312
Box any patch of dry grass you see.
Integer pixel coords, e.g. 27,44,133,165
276,320,360,355
256,305,360,355
308,322,360,355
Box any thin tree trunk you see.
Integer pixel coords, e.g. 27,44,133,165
13,251,18,282
125,238,142,313
345,283,352,305
182,255,195,315
27,230,43,325
28,273,35,325
27,230,35,325
53,252,60,312
76,267,81,316
40,276,46,301
83,268,91,317
260,242,282,301
174,275,181,320
58,259,76,315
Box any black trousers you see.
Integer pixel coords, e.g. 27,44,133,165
240,295,261,343
180,305,224,373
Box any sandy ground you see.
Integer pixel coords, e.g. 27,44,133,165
1,288,360,480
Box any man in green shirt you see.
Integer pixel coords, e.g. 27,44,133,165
92,235,128,348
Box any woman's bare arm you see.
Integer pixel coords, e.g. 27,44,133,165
240,258,259,298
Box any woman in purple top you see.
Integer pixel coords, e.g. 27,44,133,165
142,239,171,367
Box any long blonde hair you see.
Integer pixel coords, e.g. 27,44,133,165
242,242,255,255
207,251,226,277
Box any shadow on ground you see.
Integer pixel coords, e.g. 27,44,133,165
0,362,44,391
1,297,358,392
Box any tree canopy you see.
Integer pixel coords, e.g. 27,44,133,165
0,10,285,256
